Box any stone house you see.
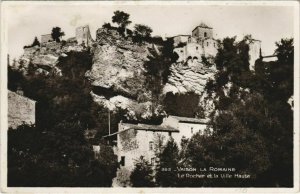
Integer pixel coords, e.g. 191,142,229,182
8,90,36,129
162,115,209,144
106,115,209,186
108,122,179,172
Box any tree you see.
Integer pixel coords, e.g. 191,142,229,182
51,27,65,42
102,22,112,29
130,156,155,187
201,36,294,187
31,37,40,47
133,24,153,41
7,49,119,186
155,138,179,187
112,10,132,29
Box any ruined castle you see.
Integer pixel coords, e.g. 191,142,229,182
41,25,94,47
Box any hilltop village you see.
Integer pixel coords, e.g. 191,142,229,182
8,15,291,187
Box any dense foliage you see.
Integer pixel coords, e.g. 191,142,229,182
51,27,65,42
130,157,155,187
131,37,294,187
112,10,132,29
187,37,292,187
8,50,118,186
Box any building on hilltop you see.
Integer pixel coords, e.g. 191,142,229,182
247,38,262,71
8,90,36,129
75,25,94,47
192,22,214,40
41,34,54,45
171,23,218,63
171,23,263,72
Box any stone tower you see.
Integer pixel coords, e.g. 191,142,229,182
248,39,262,71
192,22,213,41
76,25,93,46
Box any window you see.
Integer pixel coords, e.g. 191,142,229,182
204,32,207,37
168,132,172,136
149,141,154,151
191,127,194,134
207,42,209,46
120,156,125,166
196,46,198,50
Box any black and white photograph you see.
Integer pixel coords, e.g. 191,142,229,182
0,1,299,192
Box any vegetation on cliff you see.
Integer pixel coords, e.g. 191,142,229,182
7,11,294,186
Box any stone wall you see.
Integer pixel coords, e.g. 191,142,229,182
192,26,213,40
8,90,36,129
248,40,261,71
41,34,53,44
76,25,93,46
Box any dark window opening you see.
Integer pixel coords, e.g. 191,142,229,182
120,156,125,166
207,42,209,46
204,32,207,37
191,127,194,134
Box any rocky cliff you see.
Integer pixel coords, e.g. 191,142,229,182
14,27,216,121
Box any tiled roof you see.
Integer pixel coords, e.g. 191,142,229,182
120,123,179,132
103,123,179,138
169,115,209,124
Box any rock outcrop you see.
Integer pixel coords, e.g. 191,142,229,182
164,60,216,95
16,41,87,75
86,28,161,119
14,27,217,120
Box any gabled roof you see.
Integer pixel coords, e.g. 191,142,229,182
169,115,209,124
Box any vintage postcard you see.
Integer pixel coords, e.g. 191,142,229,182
0,1,299,193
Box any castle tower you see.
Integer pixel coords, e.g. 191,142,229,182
192,22,213,41
76,25,93,47
248,39,262,71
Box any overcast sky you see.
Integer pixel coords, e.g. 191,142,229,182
3,2,295,60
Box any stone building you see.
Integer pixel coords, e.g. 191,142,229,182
75,25,94,47
107,115,209,186
171,23,262,71
248,39,262,71
192,23,214,40
109,123,179,172
162,115,209,144
8,90,36,129
41,34,54,44
172,23,218,63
